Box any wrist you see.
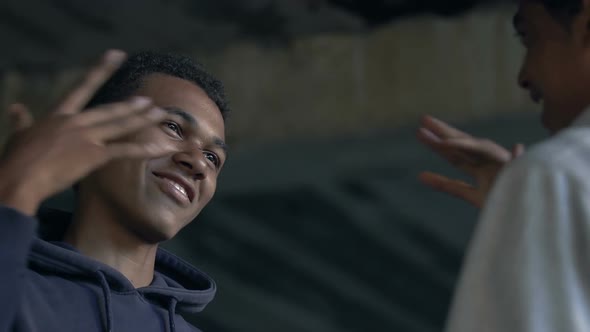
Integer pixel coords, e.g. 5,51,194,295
0,166,41,216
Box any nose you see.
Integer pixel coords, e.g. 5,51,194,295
172,150,207,181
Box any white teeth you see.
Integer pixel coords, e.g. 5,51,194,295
170,181,187,197
173,183,187,196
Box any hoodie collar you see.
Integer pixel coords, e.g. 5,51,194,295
31,207,216,313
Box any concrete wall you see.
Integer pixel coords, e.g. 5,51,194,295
0,4,534,147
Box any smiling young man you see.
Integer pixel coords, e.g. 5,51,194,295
0,50,228,331
416,0,590,331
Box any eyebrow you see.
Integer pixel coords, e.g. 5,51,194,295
162,106,229,156
213,137,229,156
162,106,196,125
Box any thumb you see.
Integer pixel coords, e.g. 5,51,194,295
7,103,34,132
511,143,525,159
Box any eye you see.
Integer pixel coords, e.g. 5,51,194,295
163,121,182,137
204,152,220,167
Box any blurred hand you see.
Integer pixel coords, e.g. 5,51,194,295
417,115,524,208
0,50,177,215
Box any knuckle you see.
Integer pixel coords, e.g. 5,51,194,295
86,66,106,81
117,116,146,130
104,103,128,115
61,115,85,130
65,115,83,126
480,138,493,145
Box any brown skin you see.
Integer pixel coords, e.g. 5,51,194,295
418,0,590,207
65,74,227,287
0,50,178,215
0,52,226,288
517,0,590,132
417,115,524,208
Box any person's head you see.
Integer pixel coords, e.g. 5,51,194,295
78,51,229,243
515,0,590,132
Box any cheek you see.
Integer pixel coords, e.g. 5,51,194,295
200,178,218,203
525,46,552,81
85,160,149,211
126,125,172,148
97,159,144,184
146,154,171,172
118,163,149,199
540,43,584,85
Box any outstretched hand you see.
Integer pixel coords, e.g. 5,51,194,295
417,115,524,208
0,50,177,215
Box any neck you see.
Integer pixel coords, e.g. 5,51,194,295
64,194,158,288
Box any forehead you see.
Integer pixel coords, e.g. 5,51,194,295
134,73,225,137
514,1,540,25
514,2,558,30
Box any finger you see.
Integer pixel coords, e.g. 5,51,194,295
417,127,442,147
7,103,34,132
419,172,482,208
75,97,153,127
417,127,471,159
108,140,178,160
441,137,512,164
420,115,471,139
417,128,481,171
55,50,127,115
89,107,168,141
512,143,525,158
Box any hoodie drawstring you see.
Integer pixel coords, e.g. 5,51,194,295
94,270,182,332
96,271,114,332
168,298,178,332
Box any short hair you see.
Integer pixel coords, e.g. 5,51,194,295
533,0,582,26
87,51,230,120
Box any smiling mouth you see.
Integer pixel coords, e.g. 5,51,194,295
152,173,194,206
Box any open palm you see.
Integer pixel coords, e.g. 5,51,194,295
417,115,524,208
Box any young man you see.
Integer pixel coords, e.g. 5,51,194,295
419,0,590,331
0,50,229,331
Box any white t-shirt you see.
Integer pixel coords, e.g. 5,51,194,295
446,110,590,332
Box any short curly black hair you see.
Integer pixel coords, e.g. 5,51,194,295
532,0,583,26
87,51,230,120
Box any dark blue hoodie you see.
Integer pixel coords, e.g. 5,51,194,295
0,205,216,332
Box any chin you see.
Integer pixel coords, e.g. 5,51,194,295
128,207,186,244
540,106,563,134
135,221,181,244
129,189,205,243
542,102,586,135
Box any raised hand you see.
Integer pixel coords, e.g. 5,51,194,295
417,115,524,208
0,50,177,215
